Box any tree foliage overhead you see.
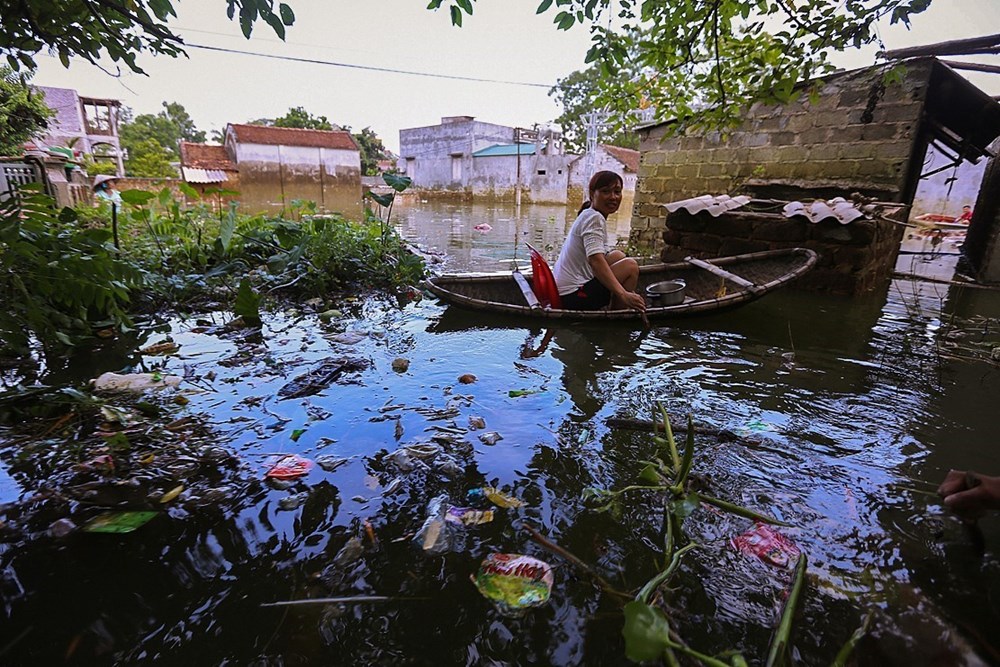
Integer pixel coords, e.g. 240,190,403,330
272,106,336,130
0,67,52,156
430,0,934,134
1,0,295,74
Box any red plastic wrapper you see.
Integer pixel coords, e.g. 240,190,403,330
265,454,313,480
731,523,800,569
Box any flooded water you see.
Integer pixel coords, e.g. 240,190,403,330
1,200,999,665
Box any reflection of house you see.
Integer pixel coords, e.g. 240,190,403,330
180,125,362,216
401,117,586,204
34,86,124,175
179,142,239,196
631,57,1000,291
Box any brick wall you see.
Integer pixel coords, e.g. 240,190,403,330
661,209,906,294
631,61,931,252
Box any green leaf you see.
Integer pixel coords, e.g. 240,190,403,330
450,5,462,26
279,2,295,25
456,0,473,14
369,192,394,207
638,463,662,484
234,278,262,326
291,428,306,441
120,189,156,205
219,208,236,251
104,432,131,451
178,182,200,200
622,601,672,662
671,492,700,519
383,172,412,192
537,0,553,12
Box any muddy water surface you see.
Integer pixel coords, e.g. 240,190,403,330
1,201,998,665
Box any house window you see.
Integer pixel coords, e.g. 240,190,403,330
452,156,463,181
557,169,562,174
537,169,546,176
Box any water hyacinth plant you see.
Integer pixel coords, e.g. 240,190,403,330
583,405,809,666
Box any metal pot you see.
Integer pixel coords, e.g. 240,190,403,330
645,280,686,307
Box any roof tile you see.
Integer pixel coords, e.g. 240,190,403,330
228,124,358,151
179,142,236,170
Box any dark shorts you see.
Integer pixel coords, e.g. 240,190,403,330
560,278,612,310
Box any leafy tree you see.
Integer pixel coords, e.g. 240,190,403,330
126,139,178,178
271,106,335,130
0,67,52,156
1,1,295,74
428,0,935,133
549,66,639,153
352,127,391,176
119,101,202,176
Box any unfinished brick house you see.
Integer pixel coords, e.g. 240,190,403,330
631,57,1000,293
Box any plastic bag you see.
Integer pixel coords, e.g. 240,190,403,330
414,494,459,555
472,553,553,616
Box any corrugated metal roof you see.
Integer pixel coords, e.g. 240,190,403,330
472,143,538,157
181,167,230,184
663,194,751,216
228,124,359,151
782,198,866,224
663,194,871,224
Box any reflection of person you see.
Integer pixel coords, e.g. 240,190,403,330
929,229,944,256
92,174,122,205
554,171,646,312
954,205,973,224
938,470,1000,519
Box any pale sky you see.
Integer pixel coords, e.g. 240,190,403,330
29,0,1000,154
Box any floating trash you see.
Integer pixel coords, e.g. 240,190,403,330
472,553,553,616
478,431,503,446
731,523,800,569
469,486,525,509
316,455,350,472
468,416,486,431
446,507,494,526
278,492,311,511
458,374,477,384
92,372,181,392
414,495,458,555
265,454,314,480
83,511,158,534
508,389,541,398
392,358,410,372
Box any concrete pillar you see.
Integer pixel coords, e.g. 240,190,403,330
966,153,1000,284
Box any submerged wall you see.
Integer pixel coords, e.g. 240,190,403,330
661,210,906,294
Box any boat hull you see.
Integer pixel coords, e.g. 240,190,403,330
424,248,818,321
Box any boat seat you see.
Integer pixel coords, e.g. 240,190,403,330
526,244,562,309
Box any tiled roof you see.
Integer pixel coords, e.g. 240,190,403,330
228,124,358,150
179,142,236,170
601,144,639,173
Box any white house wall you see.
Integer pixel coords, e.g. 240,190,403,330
400,119,514,190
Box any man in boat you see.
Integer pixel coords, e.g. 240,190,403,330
954,205,973,224
553,170,646,312
938,470,1000,518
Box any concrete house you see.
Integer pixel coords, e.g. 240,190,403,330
630,57,1000,291
568,144,640,201
34,86,125,175
222,123,362,216
399,116,577,203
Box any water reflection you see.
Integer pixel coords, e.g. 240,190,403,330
393,196,634,272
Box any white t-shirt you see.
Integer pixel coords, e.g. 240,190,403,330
553,208,609,296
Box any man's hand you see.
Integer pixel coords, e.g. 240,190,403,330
938,470,1000,520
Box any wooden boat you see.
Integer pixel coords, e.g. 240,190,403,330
424,248,818,321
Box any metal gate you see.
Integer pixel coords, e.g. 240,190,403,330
0,161,42,202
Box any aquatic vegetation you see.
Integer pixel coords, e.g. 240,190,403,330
581,406,810,665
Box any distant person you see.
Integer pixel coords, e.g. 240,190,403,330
955,205,973,224
92,174,122,206
553,170,645,312
938,470,1000,519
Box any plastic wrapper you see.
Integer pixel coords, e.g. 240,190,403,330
472,553,553,616
731,523,800,569
414,494,459,555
